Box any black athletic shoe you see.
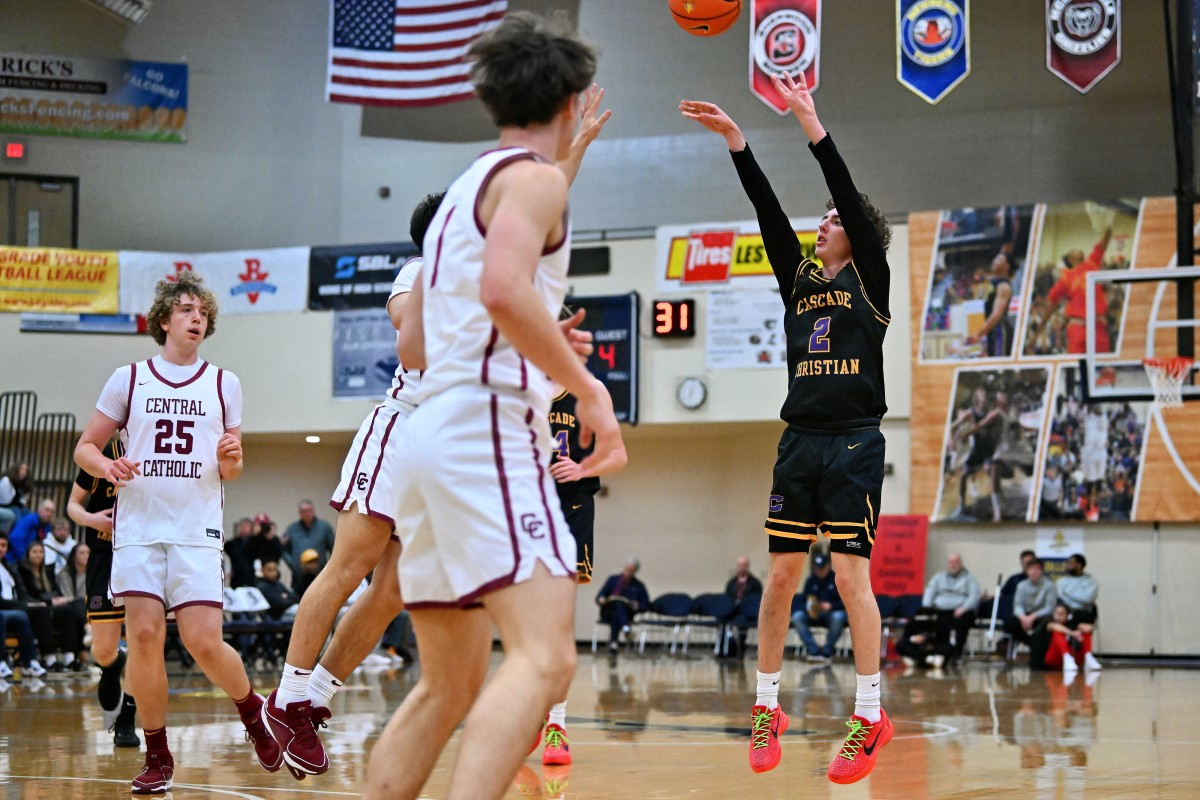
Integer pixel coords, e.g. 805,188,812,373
98,650,126,712
112,694,141,748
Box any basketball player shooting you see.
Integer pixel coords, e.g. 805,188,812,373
682,70,894,785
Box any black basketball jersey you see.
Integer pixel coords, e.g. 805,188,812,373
549,390,600,499
73,438,121,552
731,135,889,430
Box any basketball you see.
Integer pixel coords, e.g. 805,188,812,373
669,0,742,37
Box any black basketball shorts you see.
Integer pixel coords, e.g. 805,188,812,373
560,494,595,584
764,426,885,559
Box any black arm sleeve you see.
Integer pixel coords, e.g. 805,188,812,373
809,134,890,317
730,144,802,301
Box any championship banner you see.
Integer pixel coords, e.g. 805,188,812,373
749,0,821,115
308,242,418,311
0,246,118,313
119,248,309,316
656,218,818,292
0,53,187,143
1046,0,1120,93
869,515,929,597
897,0,970,105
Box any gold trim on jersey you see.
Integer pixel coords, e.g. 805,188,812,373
765,527,820,540
846,263,891,325
767,517,818,528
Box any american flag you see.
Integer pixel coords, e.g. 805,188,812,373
327,0,508,107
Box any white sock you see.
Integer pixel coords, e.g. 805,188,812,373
755,670,782,709
277,662,312,708
44,654,57,667
63,652,76,666
548,701,567,728
854,672,882,723
306,663,343,709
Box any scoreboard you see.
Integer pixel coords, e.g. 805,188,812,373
566,292,639,424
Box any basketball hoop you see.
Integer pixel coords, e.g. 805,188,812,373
1142,357,1194,409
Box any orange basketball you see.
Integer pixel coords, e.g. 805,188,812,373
669,0,742,37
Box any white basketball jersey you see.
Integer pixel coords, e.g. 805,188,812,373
415,148,570,416
384,256,422,413
113,359,231,549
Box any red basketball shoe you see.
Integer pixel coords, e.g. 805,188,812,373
748,704,789,773
827,708,893,784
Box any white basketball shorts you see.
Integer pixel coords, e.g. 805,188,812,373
1081,446,1106,483
331,401,413,540
111,543,224,611
395,386,576,609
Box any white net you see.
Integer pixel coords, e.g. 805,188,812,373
1143,358,1193,409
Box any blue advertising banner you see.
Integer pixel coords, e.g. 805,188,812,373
332,308,398,399
897,0,970,105
0,53,188,143
308,241,419,311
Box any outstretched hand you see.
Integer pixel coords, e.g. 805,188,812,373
574,84,612,150
679,100,746,151
769,72,826,144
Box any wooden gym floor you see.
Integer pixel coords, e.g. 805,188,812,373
2,650,1198,799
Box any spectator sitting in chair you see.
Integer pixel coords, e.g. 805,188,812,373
725,555,763,603
921,553,981,664
789,553,846,663
596,557,649,654
292,548,323,599
1004,558,1057,668
723,555,763,658
6,499,54,564
256,561,300,620
42,518,75,571
895,608,952,669
1055,553,1098,628
989,548,1036,622
225,518,257,589
0,462,32,535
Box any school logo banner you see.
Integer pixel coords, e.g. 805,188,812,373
119,248,309,315
897,0,970,105
1046,0,1120,93
749,0,821,115
0,246,118,313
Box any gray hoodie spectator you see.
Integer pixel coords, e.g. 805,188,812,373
922,554,981,613
1013,564,1058,619
1055,553,1098,623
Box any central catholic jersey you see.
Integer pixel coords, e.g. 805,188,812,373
113,359,230,549
414,147,570,417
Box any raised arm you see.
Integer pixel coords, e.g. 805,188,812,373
771,73,890,312
679,99,802,297
556,84,611,186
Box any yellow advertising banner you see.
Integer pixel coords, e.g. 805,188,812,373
0,246,119,313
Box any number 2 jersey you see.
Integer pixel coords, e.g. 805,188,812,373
731,134,890,430
95,354,242,549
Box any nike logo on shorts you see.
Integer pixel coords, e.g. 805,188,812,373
848,443,862,450
571,504,583,510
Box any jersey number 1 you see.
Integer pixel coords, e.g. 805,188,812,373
808,316,831,354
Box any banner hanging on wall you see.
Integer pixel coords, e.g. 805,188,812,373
749,0,821,115
896,0,970,105
869,515,929,597
0,245,118,313
119,248,309,315
332,307,397,399
656,218,818,293
0,52,187,143
308,241,418,311
1046,0,1120,93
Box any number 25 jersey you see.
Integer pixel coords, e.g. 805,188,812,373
95,355,242,549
